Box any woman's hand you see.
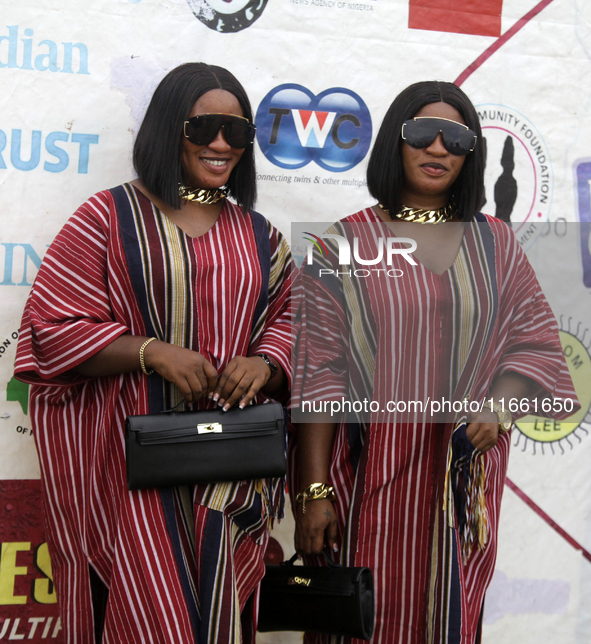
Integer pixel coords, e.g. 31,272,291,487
143,341,218,404
466,408,500,453
466,373,536,452
294,499,338,556
294,421,338,555
213,356,271,411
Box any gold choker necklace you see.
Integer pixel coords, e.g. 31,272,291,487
179,184,228,205
380,202,456,224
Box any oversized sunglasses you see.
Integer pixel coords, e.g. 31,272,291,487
401,117,477,155
183,113,256,149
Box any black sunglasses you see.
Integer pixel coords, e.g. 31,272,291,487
183,113,256,149
401,117,477,156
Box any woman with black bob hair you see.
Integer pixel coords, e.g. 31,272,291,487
292,81,577,643
367,80,485,222
15,62,292,642
134,62,256,212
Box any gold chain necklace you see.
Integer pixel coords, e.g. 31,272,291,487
380,202,456,224
179,183,228,205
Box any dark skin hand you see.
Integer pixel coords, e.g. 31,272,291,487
295,497,338,556
213,355,277,411
73,335,285,408
294,372,536,556
294,419,339,556
465,372,535,452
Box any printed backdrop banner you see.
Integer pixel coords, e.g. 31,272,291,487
1,0,590,642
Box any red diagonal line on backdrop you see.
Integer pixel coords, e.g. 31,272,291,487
454,0,589,566
506,477,591,563
455,0,555,86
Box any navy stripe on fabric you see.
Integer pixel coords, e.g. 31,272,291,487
199,510,225,643
159,488,201,640
110,185,167,413
474,213,498,293
347,421,364,474
231,492,262,534
474,214,499,345
110,185,156,339
447,528,462,644
249,209,270,339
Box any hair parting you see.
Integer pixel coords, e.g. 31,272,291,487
366,81,485,222
133,62,256,212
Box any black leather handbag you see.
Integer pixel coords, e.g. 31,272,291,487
258,552,375,640
125,402,286,489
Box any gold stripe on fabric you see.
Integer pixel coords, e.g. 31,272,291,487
200,482,266,543
441,522,453,644
151,212,193,407
452,246,477,382
204,482,236,512
343,271,375,371
160,215,190,349
328,222,376,402
448,225,496,401
471,225,496,338
426,505,440,644
250,316,266,345
208,531,229,644
269,234,290,295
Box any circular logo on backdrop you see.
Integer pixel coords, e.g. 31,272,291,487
477,104,553,239
186,0,268,33
255,84,372,172
514,326,591,452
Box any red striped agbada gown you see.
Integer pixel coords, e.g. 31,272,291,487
14,184,293,644
290,208,578,644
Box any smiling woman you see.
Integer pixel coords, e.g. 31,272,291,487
180,91,246,191
14,62,293,643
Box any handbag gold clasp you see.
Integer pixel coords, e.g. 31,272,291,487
197,422,222,434
288,576,311,586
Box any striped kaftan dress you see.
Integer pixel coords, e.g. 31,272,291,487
291,208,578,644
14,184,293,644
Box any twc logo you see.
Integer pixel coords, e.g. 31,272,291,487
255,84,372,172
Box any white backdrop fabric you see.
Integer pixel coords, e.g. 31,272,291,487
1,1,590,642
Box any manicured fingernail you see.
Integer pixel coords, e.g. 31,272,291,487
223,403,230,412
208,392,213,399
212,393,219,402
333,543,339,552
239,402,245,409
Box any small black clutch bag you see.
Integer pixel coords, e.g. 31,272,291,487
258,552,375,640
125,402,286,489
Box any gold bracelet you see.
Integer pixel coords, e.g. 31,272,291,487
295,483,335,514
139,337,157,375
482,400,512,433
